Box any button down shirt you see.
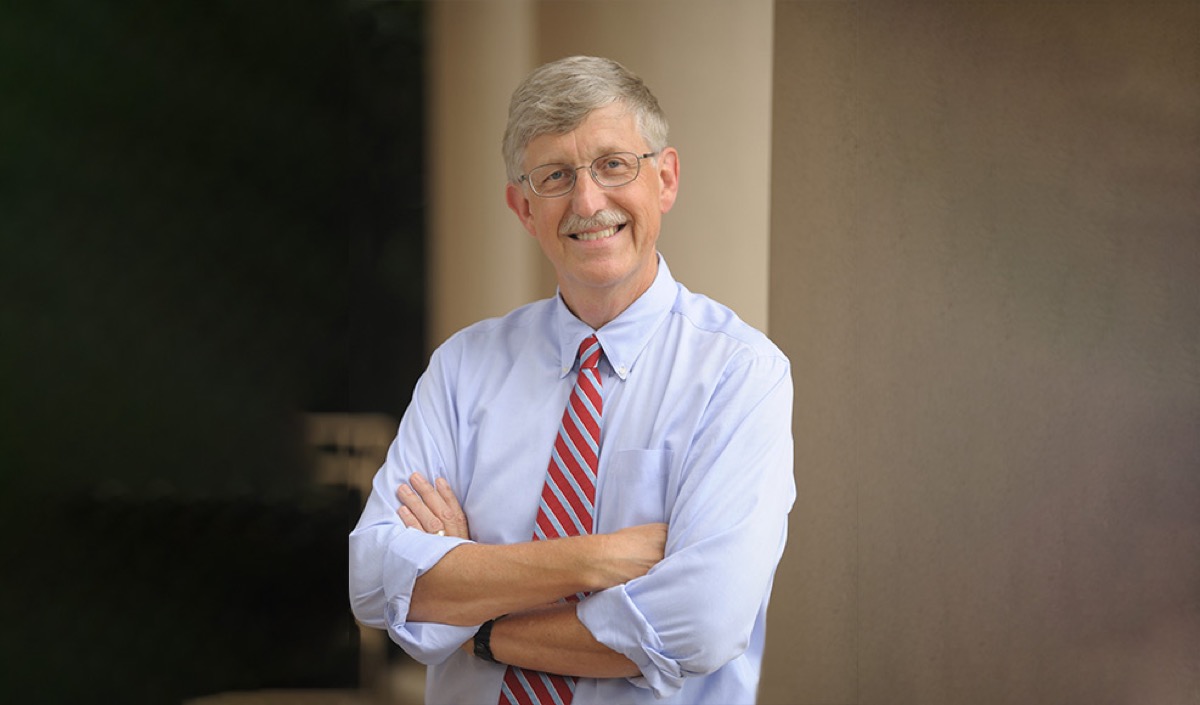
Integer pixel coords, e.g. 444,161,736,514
349,256,795,704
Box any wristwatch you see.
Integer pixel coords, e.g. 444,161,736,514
473,617,501,664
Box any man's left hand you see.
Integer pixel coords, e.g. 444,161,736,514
396,472,470,539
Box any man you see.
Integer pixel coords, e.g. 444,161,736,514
349,56,794,705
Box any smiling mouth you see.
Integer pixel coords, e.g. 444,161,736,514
570,223,626,241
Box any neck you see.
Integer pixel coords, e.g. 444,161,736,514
560,262,658,330
561,294,634,330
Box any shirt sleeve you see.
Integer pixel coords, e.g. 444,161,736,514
348,346,480,665
576,352,796,698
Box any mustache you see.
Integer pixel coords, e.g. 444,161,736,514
559,209,630,236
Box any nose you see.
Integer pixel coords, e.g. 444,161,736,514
570,168,607,218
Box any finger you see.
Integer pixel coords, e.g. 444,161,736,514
410,472,447,512
397,481,444,534
434,477,469,536
396,505,422,530
435,477,463,513
411,472,461,535
410,474,451,534
398,500,447,537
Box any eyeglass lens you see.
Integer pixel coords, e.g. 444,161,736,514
527,152,642,197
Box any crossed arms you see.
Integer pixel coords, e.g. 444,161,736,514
348,345,795,697
395,471,667,678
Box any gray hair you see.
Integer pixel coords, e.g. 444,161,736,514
503,56,669,183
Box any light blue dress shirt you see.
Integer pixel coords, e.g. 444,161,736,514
349,256,795,705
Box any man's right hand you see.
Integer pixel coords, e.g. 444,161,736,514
591,523,668,589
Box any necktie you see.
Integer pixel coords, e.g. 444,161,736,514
499,335,603,705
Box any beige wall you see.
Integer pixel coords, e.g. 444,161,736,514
427,0,542,349
427,0,773,347
762,2,1200,704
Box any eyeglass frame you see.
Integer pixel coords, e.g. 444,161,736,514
517,151,659,198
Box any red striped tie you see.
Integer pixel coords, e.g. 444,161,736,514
499,335,603,705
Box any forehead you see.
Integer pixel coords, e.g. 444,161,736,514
523,103,643,167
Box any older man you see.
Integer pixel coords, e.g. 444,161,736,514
349,56,794,705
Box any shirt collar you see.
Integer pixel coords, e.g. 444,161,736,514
554,254,678,380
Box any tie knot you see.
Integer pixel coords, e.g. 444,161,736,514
578,335,602,371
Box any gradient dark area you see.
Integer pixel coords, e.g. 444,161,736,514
0,1,426,702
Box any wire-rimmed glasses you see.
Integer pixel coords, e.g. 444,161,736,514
518,151,657,198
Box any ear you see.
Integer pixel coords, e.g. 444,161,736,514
655,147,680,214
506,181,538,237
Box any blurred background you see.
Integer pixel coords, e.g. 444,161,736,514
2,1,1198,705
1,0,427,702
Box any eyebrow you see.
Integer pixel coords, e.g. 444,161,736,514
535,148,629,167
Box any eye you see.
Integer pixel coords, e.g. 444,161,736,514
596,154,635,174
535,166,570,187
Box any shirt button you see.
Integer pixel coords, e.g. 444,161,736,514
617,365,628,376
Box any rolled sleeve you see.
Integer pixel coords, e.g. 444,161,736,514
577,584,683,697
348,346,481,665
578,352,795,698
350,502,479,663
381,530,477,664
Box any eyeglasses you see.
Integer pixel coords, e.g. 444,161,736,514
518,151,658,198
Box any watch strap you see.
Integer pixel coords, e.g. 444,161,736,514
473,617,501,664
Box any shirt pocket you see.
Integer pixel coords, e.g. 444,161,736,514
596,449,674,530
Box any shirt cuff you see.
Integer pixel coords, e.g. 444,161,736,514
577,584,684,698
382,529,477,665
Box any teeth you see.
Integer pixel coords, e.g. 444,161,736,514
575,226,619,241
